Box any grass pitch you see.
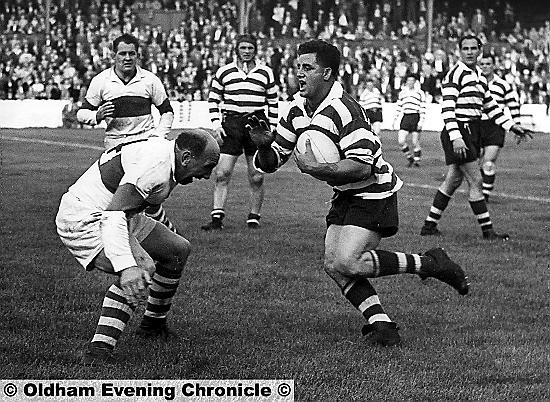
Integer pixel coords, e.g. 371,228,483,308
1,128,549,400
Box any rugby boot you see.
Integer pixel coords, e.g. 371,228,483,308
362,321,401,347
482,229,509,241
421,247,469,295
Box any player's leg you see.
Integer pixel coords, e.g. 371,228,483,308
202,153,239,230
83,234,156,364
459,161,509,240
411,130,421,167
244,153,264,228
480,145,500,201
137,220,191,337
421,164,463,235
397,129,414,166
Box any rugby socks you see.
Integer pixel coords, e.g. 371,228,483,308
469,199,493,235
481,167,496,200
401,144,413,163
413,149,422,163
211,208,225,221
342,279,392,325
247,212,261,227
90,284,135,350
425,190,452,227
142,264,182,326
145,204,177,233
366,250,432,276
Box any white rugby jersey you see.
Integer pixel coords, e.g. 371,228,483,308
67,137,177,211
481,74,521,122
256,82,403,200
442,61,513,141
359,87,383,110
79,66,172,141
208,61,279,129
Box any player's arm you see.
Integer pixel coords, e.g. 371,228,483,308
101,184,152,305
76,76,115,125
266,68,279,130
483,86,531,141
504,84,521,123
208,73,225,142
295,138,370,186
152,77,174,137
418,91,426,129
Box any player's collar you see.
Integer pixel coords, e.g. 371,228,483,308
110,66,146,83
295,81,343,117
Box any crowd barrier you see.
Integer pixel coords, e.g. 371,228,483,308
0,100,548,132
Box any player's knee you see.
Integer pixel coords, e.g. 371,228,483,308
326,255,365,277
168,237,191,271
482,160,496,175
248,171,264,187
215,168,232,184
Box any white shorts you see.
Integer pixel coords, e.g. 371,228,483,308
104,128,159,150
55,192,156,270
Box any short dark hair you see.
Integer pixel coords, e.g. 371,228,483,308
236,34,257,52
480,52,495,63
298,40,341,78
113,34,140,53
175,129,208,157
405,72,418,80
459,34,482,49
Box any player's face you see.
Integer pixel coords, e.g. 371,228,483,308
460,39,481,68
296,53,330,100
479,57,494,77
175,141,220,184
406,77,416,88
114,42,138,76
237,42,256,63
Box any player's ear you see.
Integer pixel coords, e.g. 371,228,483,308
180,149,192,167
323,67,332,81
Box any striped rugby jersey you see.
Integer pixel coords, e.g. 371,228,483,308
79,66,172,141
395,87,426,126
481,74,521,123
358,87,383,110
259,82,402,200
442,61,514,141
208,61,278,129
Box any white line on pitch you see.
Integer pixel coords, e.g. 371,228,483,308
3,135,549,204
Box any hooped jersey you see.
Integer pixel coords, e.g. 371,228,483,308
67,137,177,211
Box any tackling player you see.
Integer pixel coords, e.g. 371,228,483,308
56,129,220,364
479,53,522,202
247,40,469,347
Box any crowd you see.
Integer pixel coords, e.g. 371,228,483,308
1,0,549,108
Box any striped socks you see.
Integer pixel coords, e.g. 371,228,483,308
142,264,182,325
366,250,433,276
343,279,391,325
469,199,493,235
425,190,452,227
90,284,135,350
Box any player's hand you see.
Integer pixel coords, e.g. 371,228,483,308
452,138,468,159
294,138,318,174
510,124,533,144
96,101,115,122
119,266,151,307
245,115,275,149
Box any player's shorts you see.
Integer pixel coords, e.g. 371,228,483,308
365,108,383,124
221,110,268,156
480,119,505,148
400,113,421,132
440,120,481,165
326,191,399,238
104,128,158,150
55,192,156,270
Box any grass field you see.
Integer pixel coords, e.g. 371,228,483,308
1,127,549,400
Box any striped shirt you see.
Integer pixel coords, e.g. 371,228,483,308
258,82,402,200
358,87,383,110
394,87,426,127
208,61,278,129
481,74,521,122
442,61,514,141
78,66,173,142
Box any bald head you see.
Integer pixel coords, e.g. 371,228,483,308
174,128,220,184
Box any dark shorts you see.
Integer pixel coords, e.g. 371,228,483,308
365,108,383,124
480,119,506,148
326,191,399,238
400,113,421,132
221,110,268,156
441,120,481,165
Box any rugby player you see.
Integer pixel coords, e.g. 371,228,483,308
247,39,469,347
202,34,278,231
56,130,220,364
420,35,532,240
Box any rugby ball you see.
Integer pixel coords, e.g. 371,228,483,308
295,131,341,163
